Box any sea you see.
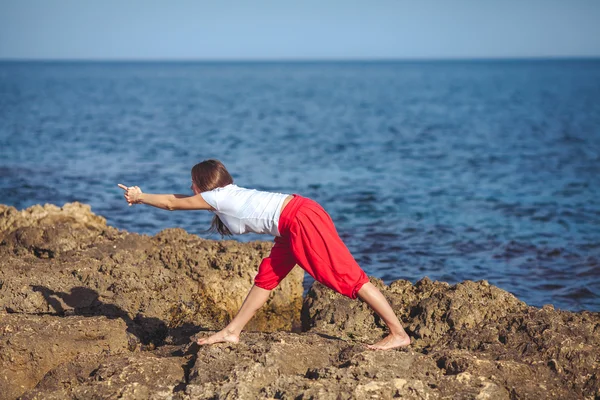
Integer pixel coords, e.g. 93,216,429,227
1,60,599,312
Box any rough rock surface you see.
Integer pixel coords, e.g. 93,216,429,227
302,277,529,346
0,313,130,400
1,203,599,399
20,349,188,400
302,279,600,399
0,203,304,337
13,327,599,400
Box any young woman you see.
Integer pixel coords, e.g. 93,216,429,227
118,159,411,350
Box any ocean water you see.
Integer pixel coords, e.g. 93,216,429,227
1,60,599,312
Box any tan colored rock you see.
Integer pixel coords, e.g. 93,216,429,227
408,279,526,342
301,277,600,399
433,305,600,399
183,331,443,400
11,326,600,400
475,380,510,400
21,352,187,400
0,203,304,345
2,202,600,399
302,277,526,346
0,203,105,234
300,277,386,343
0,313,130,400
0,203,113,257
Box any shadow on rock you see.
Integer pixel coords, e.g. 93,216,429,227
32,285,171,347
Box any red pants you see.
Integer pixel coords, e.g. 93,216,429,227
254,195,369,299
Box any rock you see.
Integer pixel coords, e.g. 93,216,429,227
475,381,510,400
0,203,113,257
302,277,526,347
182,331,443,400
6,305,600,400
0,203,304,346
301,277,388,343
2,202,600,399
17,325,591,400
302,277,600,399
21,352,188,400
0,203,107,235
432,305,600,398
0,313,130,400
408,279,527,342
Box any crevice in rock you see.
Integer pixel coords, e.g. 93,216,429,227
172,342,199,394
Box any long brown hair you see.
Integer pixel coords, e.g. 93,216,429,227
191,159,234,236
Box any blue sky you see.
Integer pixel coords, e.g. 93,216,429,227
1,0,599,60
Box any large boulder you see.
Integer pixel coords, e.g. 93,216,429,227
0,203,112,257
3,202,599,399
0,203,304,345
16,326,598,400
182,332,445,400
432,304,600,399
302,277,527,346
301,277,600,399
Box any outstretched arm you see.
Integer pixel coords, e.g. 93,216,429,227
117,184,214,211
197,284,271,345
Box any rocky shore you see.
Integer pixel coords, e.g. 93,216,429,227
1,203,598,399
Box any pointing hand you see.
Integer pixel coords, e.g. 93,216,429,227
118,184,143,206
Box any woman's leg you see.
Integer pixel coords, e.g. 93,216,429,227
197,285,271,345
289,199,411,349
198,236,296,345
357,282,411,350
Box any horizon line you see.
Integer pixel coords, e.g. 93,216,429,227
1,55,600,63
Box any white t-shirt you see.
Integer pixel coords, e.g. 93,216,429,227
200,184,290,236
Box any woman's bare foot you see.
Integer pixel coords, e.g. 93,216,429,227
367,333,411,350
197,328,240,345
